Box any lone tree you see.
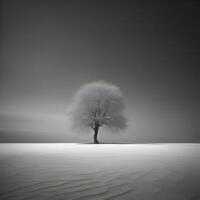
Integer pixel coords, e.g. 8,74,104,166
68,81,127,144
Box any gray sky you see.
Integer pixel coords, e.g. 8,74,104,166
0,0,199,143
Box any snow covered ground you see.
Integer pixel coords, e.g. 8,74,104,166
0,143,200,200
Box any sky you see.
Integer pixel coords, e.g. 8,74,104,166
0,0,199,143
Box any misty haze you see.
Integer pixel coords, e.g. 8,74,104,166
0,0,200,199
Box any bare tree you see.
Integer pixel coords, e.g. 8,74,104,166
68,81,127,144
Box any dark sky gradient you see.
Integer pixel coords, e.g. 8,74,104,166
0,0,199,142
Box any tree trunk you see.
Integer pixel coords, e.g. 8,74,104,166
93,126,99,144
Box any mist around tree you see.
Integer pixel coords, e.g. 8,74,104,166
68,81,127,144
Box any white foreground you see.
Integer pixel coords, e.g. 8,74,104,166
0,143,200,200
